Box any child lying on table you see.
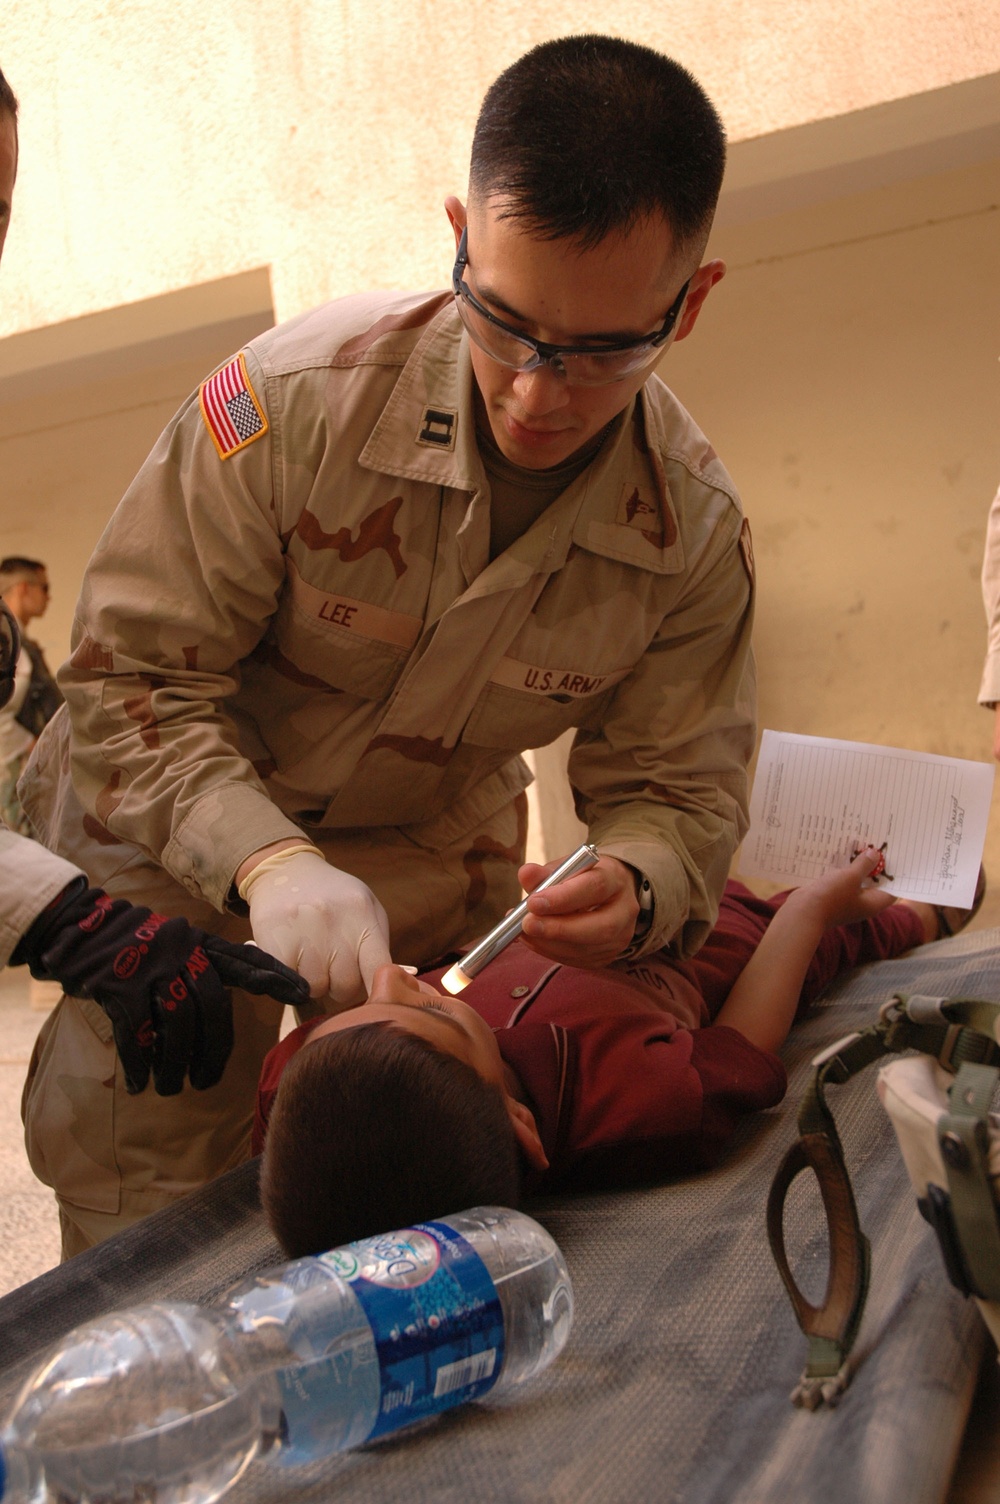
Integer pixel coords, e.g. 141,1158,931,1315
254,849,981,1255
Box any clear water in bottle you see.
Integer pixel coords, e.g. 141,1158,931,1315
0,1304,278,1504
0,1208,572,1501
223,1206,574,1463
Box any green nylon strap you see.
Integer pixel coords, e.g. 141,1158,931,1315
796,1028,894,1138
938,1062,1000,1302
884,994,1000,1070
804,1335,847,1377
796,992,1000,1144
941,997,1000,1044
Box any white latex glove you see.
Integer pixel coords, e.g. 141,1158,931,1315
239,847,391,1006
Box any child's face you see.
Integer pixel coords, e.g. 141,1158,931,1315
308,965,508,1090
306,965,548,1171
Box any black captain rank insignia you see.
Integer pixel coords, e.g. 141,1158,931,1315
417,407,457,450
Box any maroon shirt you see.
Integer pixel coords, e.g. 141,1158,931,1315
253,934,786,1187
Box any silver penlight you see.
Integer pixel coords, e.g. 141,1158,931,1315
440,843,600,994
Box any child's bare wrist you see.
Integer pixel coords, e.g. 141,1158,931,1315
781,887,830,931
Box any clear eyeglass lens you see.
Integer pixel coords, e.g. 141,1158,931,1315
562,348,652,383
457,298,535,367
456,295,654,387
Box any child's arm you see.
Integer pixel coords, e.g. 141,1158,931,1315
714,848,897,1054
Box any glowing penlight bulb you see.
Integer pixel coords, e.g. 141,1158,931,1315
441,962,471,995
439,844,599,993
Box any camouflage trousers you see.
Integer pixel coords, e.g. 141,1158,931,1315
20,769,527,1259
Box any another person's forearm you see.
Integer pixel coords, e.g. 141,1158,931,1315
0,827,84,968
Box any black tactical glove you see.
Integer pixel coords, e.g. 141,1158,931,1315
12,879,310,1095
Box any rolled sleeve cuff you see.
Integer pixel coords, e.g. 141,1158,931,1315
163,782,310,911
595,835,690,958
0,832,84,969
978,656,1000,707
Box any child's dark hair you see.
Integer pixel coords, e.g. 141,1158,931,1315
260,1022,521,1256
469,35,725,252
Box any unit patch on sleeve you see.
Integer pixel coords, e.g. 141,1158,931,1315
199,353,269,460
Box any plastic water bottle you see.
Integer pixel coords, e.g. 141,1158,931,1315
0,1207,573,1503
0,1304,276,1504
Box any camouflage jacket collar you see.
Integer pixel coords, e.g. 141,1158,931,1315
359,299,687,577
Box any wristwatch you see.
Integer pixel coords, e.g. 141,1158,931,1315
633,874,654,940
619,869,654,959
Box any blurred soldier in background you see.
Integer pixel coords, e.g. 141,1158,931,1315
0,556,62,832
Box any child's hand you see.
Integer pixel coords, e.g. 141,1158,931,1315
787,847,898,930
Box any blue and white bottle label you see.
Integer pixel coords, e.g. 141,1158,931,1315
336,1222,504,1440
278,1222,504,1449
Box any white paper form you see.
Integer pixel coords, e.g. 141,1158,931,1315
741,731,995,907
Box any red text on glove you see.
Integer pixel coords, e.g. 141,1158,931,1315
113,946,142,979
185,946,210,980
78,894,114,934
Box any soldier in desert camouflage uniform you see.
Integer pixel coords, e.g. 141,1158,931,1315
22,36,758,1252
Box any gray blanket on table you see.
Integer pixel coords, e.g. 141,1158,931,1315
1,929,996,1503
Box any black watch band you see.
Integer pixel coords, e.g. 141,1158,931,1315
633,875,654,940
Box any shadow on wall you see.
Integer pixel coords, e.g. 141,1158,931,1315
0,268,275,670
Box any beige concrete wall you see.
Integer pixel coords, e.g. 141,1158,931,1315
0,273,275,666
1,1,998,336
2,6,1000,893
668,151,1000,919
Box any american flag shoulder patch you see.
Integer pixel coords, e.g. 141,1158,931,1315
199,353,268,460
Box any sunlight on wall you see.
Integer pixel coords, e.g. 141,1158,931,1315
1,0,998,333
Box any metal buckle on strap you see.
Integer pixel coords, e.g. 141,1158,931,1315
810,1032,863,1071
901,994,967,1070
903,994,950,1026
792,1361,852,1411
886,995,1000,1072
937,1023,964,1073
878,995,908,1031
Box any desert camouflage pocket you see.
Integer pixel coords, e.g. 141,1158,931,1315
22,994,122,1215
462,677,618,752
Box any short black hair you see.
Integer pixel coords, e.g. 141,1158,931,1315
260,1022,521,1257
470,35,725,253
0,558,45,595
0,66,17,125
